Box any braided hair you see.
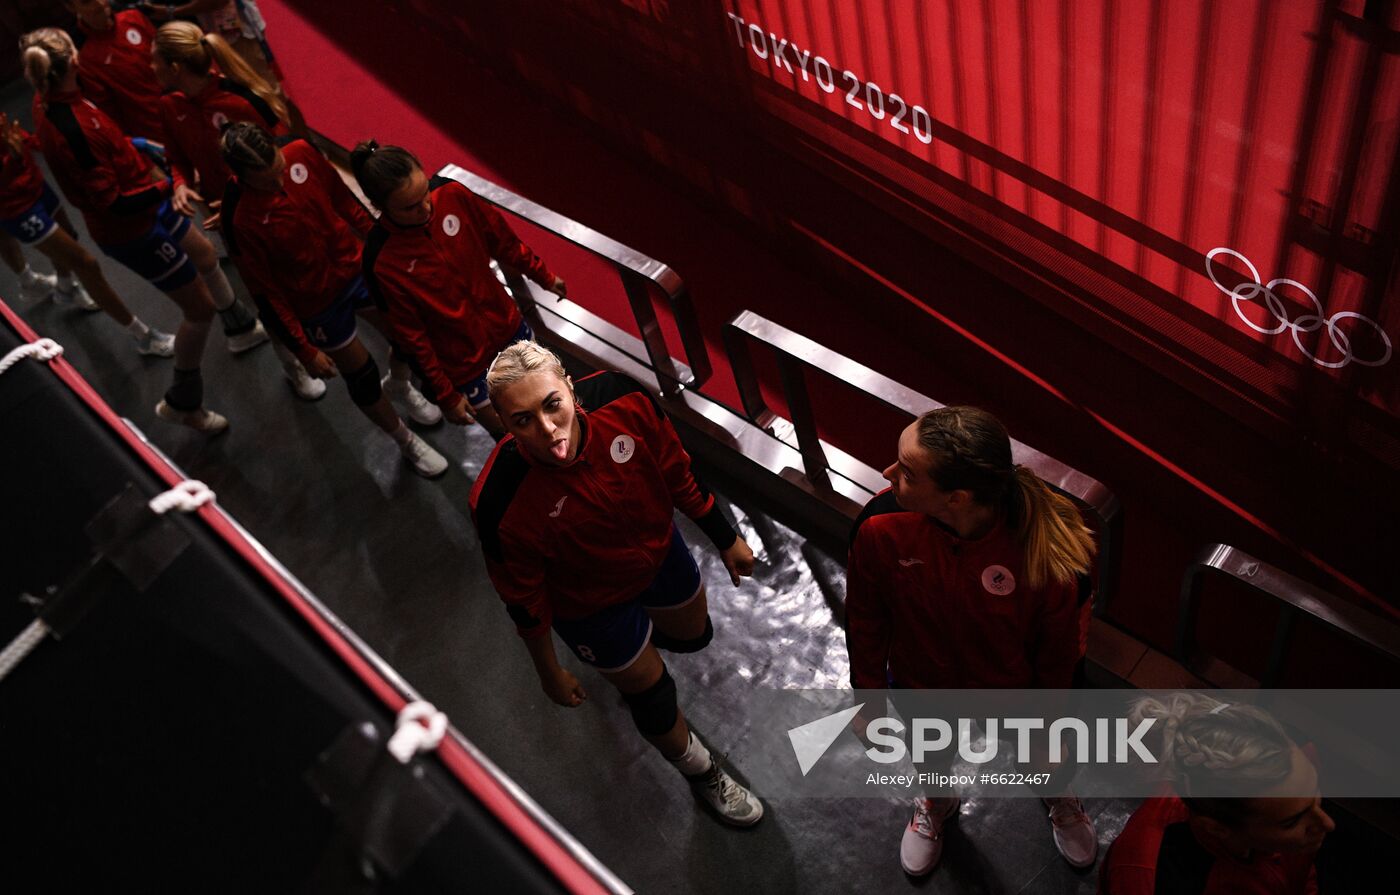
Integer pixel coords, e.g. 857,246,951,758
219,121,277,177
915,406,1095,588
1129,693,1294,825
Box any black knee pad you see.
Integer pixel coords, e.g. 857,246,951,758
164,367,203,411
623,666,678,737
344,357,383,407
650,616,713,654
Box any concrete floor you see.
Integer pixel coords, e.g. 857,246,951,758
1,78,1130,894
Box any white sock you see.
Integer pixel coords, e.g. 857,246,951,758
389,420,413,446
203,265,236,311
126,318,150,338
668,732,713,777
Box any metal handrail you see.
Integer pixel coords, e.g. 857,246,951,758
436,164,710,396
1175,544,1400,687
722,310,1124,612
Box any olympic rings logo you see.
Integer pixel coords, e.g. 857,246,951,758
1205,247,1392,369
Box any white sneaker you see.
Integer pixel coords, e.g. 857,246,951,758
900,797,959,876
399,433,448,478
285,361,327,401
54,282,99,311
155,400,229,435
20,269,57,301
1045,795,1097,868
226,320,269,354
688,761,764,827
133,327,176,358
383,376,443,425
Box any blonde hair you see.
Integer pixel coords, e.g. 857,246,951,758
154,21,287,126
20,28,77,94
486,341,572,402
1130,693,1295,824
915,406,1095,589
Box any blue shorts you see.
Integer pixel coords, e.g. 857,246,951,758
98,200,195,292
1,184,61,245
552,526,703,672
301,275,375,351
458,318,535,408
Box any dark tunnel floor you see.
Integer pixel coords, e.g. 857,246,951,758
0,79,1131,894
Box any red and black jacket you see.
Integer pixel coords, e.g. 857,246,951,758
75,9,167,142
160,76,284,205
469,372,736,637
222,139,374,362
363,178,556,406
1099,795,1319,895
845,489,1089,690
32,90,168,246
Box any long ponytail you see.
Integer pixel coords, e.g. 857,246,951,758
1009,466,1095,589
155,21,288,127
915,406,1095,589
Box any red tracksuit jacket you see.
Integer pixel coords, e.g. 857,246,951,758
0,132,45,220
469,372,735,637
222,139,374,362
845,490,1085,690
363,179,556,405
33,90,167,246
76,10,166,143
1099,795,1319,895
160,77,284,204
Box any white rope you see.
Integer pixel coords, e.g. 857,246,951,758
0,619,52,683
148,480,216,515
0,338,63,376
386,701,448,764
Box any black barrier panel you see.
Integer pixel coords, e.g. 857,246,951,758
0,323,573,893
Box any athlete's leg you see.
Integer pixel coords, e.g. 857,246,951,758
328,337,403,434
35,229,139,326
601,644,691,756
179,225,264,351
0,232,25,274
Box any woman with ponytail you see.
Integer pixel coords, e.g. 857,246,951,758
1100,694,1332,893
21,27,246,432
846,405,1099,876
151,19,287,219
353,140,567,439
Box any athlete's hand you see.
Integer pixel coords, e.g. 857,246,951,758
541,668,587,707
171,183,203,217
720,538,755,586
201,199,223,231
304,350,338,379
443,395,477,426
0,114,24,157
547,275,567,301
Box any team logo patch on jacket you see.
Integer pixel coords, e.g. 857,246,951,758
610,434,636,463
126,28,142,45
289,163,308,184
442,214,460,236
981,565,1015,595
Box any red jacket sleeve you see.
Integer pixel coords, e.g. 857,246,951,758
464,187,556,286
483,527,553,639
639,398,715,521
159,98,195,192
383,295,458,405
1030,576,1082,689
845,524,892,690
230,229,317,361
308,146,373,237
